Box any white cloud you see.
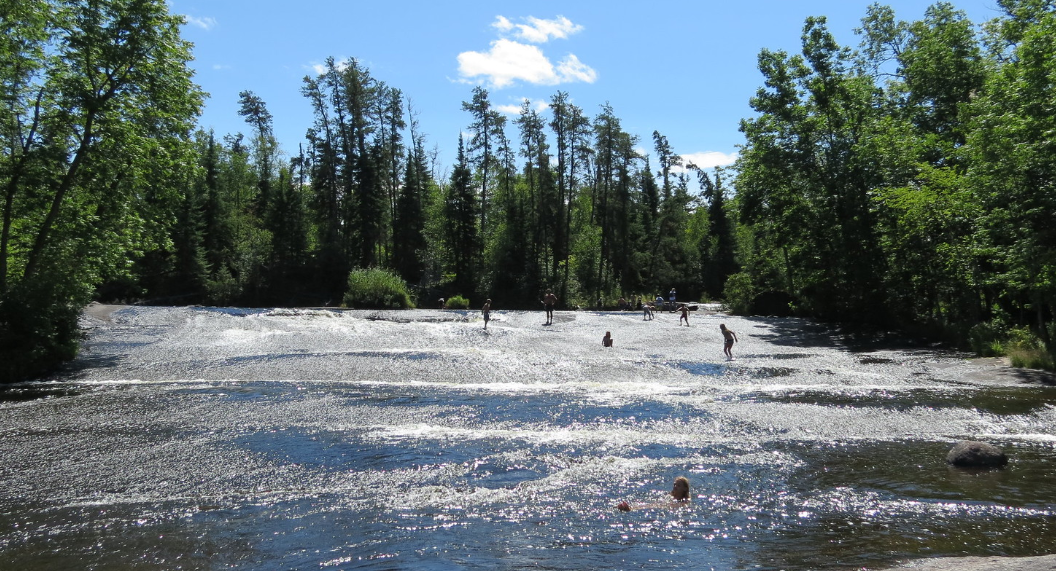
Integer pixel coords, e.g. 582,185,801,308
184,15,217,30
495,99,551,115
458,15,595,89
681,151,739,169
458,39,555,88
307,59,351,77
457,41,597,88
492,15,583,44
556,54,597,84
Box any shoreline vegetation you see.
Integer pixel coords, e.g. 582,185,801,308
3,0,1056,384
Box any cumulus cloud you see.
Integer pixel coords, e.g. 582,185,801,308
495,99,551,115
457,16,596,88
183,15,217,30
492,15,583,44
681,151,739,169
555,54,597,83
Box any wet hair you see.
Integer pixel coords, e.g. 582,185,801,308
672,476,690,500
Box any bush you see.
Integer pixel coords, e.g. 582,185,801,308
1005,327,1054,370
968,318,1009,357
722,272,755,315
0,280,87,383
1008,346,1055,370
445,294,470,309
342,268,414,309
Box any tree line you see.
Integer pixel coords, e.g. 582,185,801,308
734,0,1055,367
125,65,737,313
2,0,1054,382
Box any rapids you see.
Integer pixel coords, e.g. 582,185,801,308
1,305,1055,570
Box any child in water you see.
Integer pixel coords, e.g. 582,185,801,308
482,299,491,330
720,323,738,360
602,331,613,347
679,304,689,326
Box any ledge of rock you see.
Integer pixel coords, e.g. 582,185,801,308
946,440,1008,468
889,554,1056,570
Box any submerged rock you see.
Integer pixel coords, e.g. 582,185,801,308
946,440,1008,468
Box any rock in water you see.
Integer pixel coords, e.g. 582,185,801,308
946,440,1008,468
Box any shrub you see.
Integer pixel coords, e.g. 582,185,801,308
968,318,1008,357
0,279,87,383
1005,327,1054,370
342,268,414,309
445,294,470,309
722,272,755,315
1008,346,1055,370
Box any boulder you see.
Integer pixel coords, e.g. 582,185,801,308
946,440,1008,468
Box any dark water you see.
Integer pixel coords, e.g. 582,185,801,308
1,306,1055,570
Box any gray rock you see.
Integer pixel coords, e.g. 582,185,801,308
946,440,1008,468
888,554,1056,570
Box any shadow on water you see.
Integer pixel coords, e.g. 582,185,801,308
745,317,845,349
676,361,728,376
0,384,82,403
1008,368,1056,386
736,386,1056,415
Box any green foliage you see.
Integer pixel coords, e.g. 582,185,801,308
1000,326,1053,371
0,0,202,382
0,280,87,382
968,318,1010,357
1008,347,1055,371
722,272,756,315
342,268,414,309
444,295,470,310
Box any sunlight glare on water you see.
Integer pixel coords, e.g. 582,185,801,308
1,305,1055,570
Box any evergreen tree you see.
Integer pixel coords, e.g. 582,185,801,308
462,86,506,239
444,137,480,296
394,145,428,285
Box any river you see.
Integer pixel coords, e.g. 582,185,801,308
1,305,1055,570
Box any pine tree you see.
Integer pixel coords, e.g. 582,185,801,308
444,137,480,296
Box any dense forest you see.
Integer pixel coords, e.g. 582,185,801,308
2,0,1055,382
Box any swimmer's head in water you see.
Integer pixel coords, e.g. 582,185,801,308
671,476,690,500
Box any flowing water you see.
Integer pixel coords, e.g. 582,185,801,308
1,305,1055,570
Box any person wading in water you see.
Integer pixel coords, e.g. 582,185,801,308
542,289,557,325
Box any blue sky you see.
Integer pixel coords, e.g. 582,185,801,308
173,0,1001,176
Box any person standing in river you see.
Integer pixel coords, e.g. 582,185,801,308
482,299,491,330
542,289,557,325
679,304,690,326
720,323,738,360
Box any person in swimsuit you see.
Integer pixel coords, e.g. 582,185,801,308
542,290,557,325
603,331,613,347
720,323,738,360
482,299,491,330
679,304,689,326
617,476,691,511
